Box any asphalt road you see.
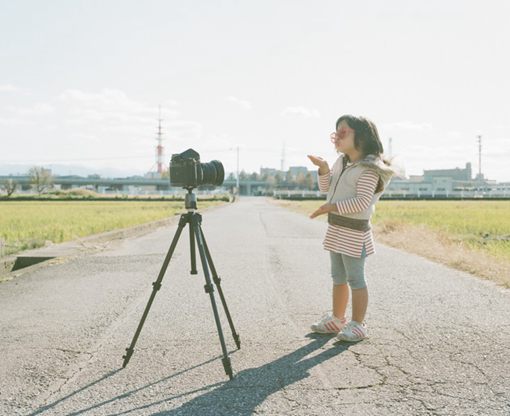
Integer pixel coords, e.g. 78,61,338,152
1,197,509,416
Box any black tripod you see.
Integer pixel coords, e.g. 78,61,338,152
122,188,240,379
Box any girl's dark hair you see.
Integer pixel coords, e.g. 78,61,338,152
335,114,385,157
335,114,389,193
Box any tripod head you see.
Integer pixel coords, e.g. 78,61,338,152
184,187,198,210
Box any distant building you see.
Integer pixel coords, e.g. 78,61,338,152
288,166,308,179
260,167,282,177
384,162,508,198
423,162,472,181
145,171,162,179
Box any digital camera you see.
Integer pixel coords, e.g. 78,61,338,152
169,149,225,188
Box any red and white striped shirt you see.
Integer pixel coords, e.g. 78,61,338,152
319,168,379,258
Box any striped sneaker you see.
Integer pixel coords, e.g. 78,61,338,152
336,321,368,342
310,314,347,334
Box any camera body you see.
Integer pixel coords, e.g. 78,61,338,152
169,148,224,188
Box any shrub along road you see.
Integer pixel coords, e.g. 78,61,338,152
1,197,509,415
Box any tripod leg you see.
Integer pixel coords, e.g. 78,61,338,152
199,226,241,350
122,214,188,368
189,219,197,275
192,215,234,380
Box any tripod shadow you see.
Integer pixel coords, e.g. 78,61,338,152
28,369,121,416
107,334,353,416
28,353,230,416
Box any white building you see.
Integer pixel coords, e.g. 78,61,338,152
385,162,507,198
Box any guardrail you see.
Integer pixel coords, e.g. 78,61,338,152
272,190,510,200
272,191,325,200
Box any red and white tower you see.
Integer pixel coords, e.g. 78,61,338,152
156,105,164,174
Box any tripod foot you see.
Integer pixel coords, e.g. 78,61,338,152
222,356,234,380
122,347,134,368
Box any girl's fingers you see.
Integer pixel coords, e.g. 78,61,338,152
310,205,327,218
307,155,324,166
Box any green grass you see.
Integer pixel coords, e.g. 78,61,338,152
373,200,510,260
276,200,510,261
0,200,226,256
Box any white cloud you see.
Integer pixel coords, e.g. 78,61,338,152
446,130,462,138
281,106,320,119
484,148,510,159
382,121,433,130
163,98,179,106
0,84,21,93
489,136,510,144
0,102,55,125
57,89,180,129
6,103,55,116
226,96,252,110
59,88,150,115
166,120,203,140
0,88,204,173
0,117,25,126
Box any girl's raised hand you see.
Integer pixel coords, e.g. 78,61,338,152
307,155,328,168
308,155,330,175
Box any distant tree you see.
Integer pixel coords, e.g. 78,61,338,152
285,171,293,187
29,166,53,195
239,170,248,180
227,172,236,181
296,172,307,189
250,172,259,181
1,178,17,197
305,172,315,190
274,172,284,188
265,175,276,190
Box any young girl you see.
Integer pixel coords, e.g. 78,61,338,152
307,115,394,342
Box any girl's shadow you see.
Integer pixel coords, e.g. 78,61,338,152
124,334,353,416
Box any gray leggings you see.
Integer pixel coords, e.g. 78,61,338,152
330,243,367,289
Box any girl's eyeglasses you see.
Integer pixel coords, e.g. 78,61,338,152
330,128,354,143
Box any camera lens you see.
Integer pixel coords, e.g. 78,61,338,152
200,160,225,186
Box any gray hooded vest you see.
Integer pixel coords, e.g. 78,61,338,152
326,154,395,221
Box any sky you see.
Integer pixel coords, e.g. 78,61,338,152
1,0,509,181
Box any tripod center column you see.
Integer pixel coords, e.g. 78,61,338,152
185,188,198,210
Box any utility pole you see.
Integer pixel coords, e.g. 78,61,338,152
229,146,240,194
156,105,164,175
477,134,482,179
236,145,240,191
281,141,286,172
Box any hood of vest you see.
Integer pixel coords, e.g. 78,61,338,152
344,154,395,184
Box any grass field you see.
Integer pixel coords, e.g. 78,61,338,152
0,200,226,256
275,199,510,286
374,201,510,259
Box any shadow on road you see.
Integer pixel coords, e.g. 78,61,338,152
28,369,122,416
120,334,351,416
29,354,226,416
30,334,353,416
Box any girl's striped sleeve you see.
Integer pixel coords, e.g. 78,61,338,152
334,169,379,214
318,171,331,193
